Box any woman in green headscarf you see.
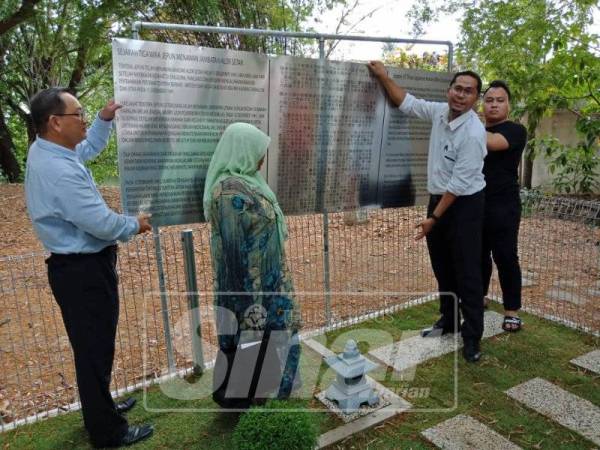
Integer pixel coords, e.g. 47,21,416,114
204,122,301,409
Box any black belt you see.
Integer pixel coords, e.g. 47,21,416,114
47,244,117,263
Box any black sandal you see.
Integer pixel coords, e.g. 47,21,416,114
502,316,522,332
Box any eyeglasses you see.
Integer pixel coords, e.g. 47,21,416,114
450,85,477,97
52,109,87,121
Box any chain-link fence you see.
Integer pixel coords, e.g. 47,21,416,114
1,197,599,430
490,193,600,334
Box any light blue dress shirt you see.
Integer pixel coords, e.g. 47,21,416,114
25,115,139,254
399,93,487,196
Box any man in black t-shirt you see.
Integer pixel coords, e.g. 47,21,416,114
483,80,527,331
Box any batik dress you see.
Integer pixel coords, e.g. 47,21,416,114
208,176,301,401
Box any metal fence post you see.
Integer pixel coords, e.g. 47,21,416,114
181,230,205,375
132,21,140,40
322,210,333,325
153,226,176,373
317,34,333,326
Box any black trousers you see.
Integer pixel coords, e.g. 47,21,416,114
482,194,522,311
46,245,127,447
426,191,485,341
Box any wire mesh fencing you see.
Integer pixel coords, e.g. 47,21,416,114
487,193,600,334
1,197,598,430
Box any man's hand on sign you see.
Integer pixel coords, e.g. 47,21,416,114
367,61,388,79
99,99,123,121
137,214,152,234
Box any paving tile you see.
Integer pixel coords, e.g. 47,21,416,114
570,350,600,375
422,414,522,450
368,311,505,373
506,378,600,446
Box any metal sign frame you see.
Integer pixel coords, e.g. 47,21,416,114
128,22,454,372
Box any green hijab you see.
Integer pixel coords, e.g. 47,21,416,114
203,122,287,248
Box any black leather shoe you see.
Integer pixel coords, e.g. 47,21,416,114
115,397,136,414
463,339,482,363
421,317,460,337
116,424,154,447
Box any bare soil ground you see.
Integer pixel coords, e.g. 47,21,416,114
0,184,598,425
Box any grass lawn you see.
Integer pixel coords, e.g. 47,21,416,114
1,301,598,449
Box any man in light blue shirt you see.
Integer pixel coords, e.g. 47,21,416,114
368,62,486,362
25,87,153,447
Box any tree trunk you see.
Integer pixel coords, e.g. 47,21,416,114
522,155,534,189
521,121,538,189
25,113,35,144
0,104,21,182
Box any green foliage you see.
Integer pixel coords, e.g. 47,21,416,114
0,0,352,184
232,400,318,450
382,47,449,72
407,0,600,192
143,0,344,56
519,188,544,217
6,111,28,179
535,136,599,194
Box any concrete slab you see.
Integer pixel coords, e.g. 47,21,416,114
570,350,600,375
553,280,579,288
506,378,600,446
316,387,392,424
421,414,522,450
545,288,587,305
522,276,536,287
368,311,505,373
316,402,404,448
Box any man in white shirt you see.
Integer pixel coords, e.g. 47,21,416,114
368,62,487,362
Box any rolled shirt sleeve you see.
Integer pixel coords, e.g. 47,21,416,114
446,134,487,196
54,171,139,242
398,93,446,122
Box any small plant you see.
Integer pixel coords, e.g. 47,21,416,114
520,188,544,217
232,400,318,450
533,111,600,195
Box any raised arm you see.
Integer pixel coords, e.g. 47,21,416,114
75,99,122,162
486,131,510,151
367,61,407,106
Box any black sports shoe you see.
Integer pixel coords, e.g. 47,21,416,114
462,339,482,363
117,424,154,447
421,317,461,337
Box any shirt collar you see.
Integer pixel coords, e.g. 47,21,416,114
35,137,78,161
438,107,476,131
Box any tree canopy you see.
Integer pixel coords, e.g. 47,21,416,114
0,0,344,182
1,0,598,192
409,0,599,191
